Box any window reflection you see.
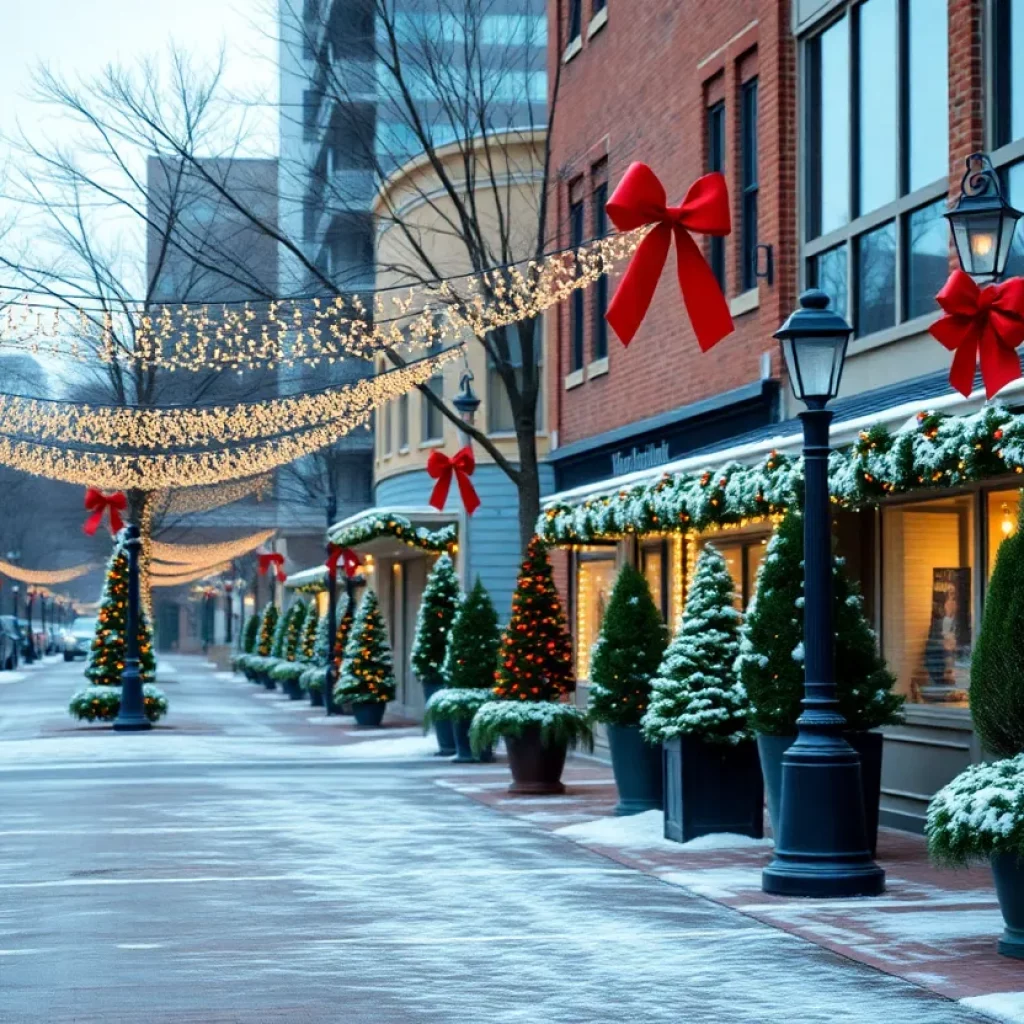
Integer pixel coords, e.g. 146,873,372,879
1003,162,1024,280
856,221,896,337
995,0,1024,147
906,200,949,320
641,543,666,620
987,490,1021,578
857,0,897,215
814,17,850,236
812,245,848,321
907,0,949,191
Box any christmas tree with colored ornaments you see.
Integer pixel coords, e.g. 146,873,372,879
335,590,395,706
283,602,308,661
299,603,319,662
85,536,156,687
256,604,278,657
333,598,356,672
242,612,260,654
493,538,574,702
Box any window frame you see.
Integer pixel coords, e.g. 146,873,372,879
591,180,609,361
397,392,409,451
800,1,950,337
569,197,586,371
706,100,727,292
422,372,444,443
740,77,759,293
568,0,583,41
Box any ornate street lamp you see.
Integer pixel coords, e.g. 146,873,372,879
761,289,885,898
452,370,481,590
113,524,151,731
946,153,1023,284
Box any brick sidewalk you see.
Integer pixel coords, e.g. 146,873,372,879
435,756,1024,1009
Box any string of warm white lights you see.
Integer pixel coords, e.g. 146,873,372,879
150,561,231,588
150,530,275,567
0,559,95,585
0,231,641,371
0,349,459,451
0,352,454,489
158,475,272,517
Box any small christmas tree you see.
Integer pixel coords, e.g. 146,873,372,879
642,545,747,744
300,603,319,663
411,553,461,685
442,578,500,691
332,598,357,672
588,563,668,727
256,604,278,657
335,590,395,705
284,602,308,661
738,510,903,735
494,537,575,702
85,536,156,687
269,604,291,659
242,613,260,654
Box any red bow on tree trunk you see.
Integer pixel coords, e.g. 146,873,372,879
605,163,734,351
427,446,480,515
326,544,362,579
930,270,1024,399
258,552,286,583
82,488,127,537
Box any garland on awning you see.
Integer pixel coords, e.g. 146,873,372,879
327,513,457,554
537,406,1021,545
0,559,96,585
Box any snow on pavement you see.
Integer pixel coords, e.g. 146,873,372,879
556,809,774,853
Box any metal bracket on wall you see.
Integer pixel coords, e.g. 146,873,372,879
754,243,774,286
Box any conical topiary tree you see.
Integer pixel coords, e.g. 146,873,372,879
442,578,500,691
642,544,747,744
588,563,668,727
737,510,903,735
256,604,278,657
85,536,156,687
300,603,319,663
494,537,575,702
970,501,1024,757
411,553,461,686
332,598,356,673
242,612,260,654
269,603,291,659
284,602,308,661
335,590,395,706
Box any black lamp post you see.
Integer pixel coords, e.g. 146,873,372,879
114,524,151,731
11,584,18,620
324,493,339,717
761,289,885,899
24,589,35,664
452,370,481,588
224,581,234,646
946,153,1023,284
40,596,47,656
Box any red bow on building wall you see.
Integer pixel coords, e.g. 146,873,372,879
427,446,481,515
82,488,127,537
326,544,362,579
605,163,734,351
930,270,1024,399
258,552,286,583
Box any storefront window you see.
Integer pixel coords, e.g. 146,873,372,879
696,534,767,609
575,550,617,680
987,489,1021,577
641,541,666,620
883,496,975,705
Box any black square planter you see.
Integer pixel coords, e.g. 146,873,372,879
663,735,764,843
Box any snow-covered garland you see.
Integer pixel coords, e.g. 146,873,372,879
537,406,1022,544
328,513,456,554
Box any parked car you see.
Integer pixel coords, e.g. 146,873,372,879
63,618,97,661
15,619,35,661
0,617,20,671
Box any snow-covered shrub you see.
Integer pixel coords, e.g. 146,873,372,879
642,544,747,745
469,700,592,757
424,687,492,727
69,684,168,723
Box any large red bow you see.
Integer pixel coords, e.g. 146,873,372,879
930,270,1024,399
427,446,480,515
326,544,362,580
82,488,127,537
258,552,286,583
605,163,734,351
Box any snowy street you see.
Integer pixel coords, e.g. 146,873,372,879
0,657,999,1023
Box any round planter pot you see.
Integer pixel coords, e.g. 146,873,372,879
286,678,304,701
505,724,567,795
261,672,276,691
992,853,1024,959
422,680,456,757
309,688,324,707
606,723,663,815
352,701,386,728
453,716,493,763
758,731,882,856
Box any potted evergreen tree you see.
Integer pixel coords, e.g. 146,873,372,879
426,578,501,763
250,604,279,688
270,602,309,700
334,590,395,727
470,538,591,794
642,545,762,840
927,500,1024,959
588,564,667,815
411,554,461,756
737,511,903,854
234,614,260,676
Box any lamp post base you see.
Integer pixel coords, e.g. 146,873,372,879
762,734,884,898
112,718,152,732
113,664,152,732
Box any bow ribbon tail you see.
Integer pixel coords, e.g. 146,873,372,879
454,468,481,516
605,223,672,347
673,227,735,352
107,505,125,536
82,508,105,537
980,330,1023,400
428,469,453,512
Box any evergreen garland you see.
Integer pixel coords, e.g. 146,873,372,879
85,535,156,687
587,563,668,727
329,513,456,554
641,544,747,744
335,590,395,705
493,537,574,703
736,510,903,735
256,604,278,657
242,613,260,654
411,554,461,685
442,578,501,690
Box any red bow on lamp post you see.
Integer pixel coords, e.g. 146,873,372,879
82,488,127,537
326,544,362,579
929,270,1024,399
427,446,481,515
605,163,734,351
258,552,286,584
